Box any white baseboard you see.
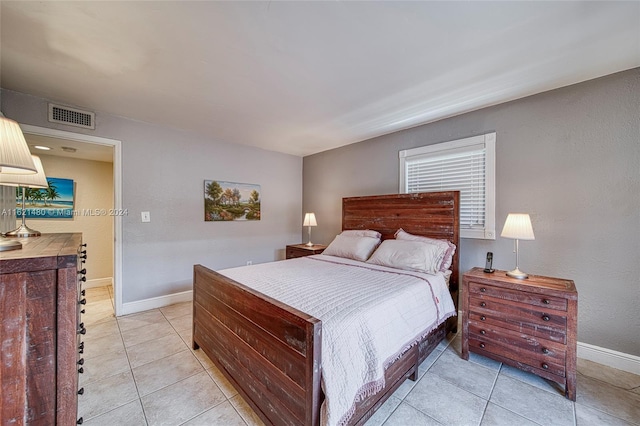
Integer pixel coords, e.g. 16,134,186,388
578,341,640,375
120,290,193,316
84,277,113,289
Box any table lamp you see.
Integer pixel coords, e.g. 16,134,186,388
303,212,317,246
0,116,37,251
500,213,535,279
1,155,49,237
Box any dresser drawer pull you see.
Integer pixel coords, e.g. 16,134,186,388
81,309,85,314
78,387,84,395
77,417,83,425
78,268,87,275
78,358,84,365
480,330,486,335
78,342,84,350
79,298,87,305
78,327,86,335
543,299,550,305
81,289,86,296
80,276,87,282
480,302,486,307
480,316,486,321
480,287,486,293
78,367,84,374
541,347,550,354
542,363,549,370
542,314,550,322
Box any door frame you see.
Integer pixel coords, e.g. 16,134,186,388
20,124,124,316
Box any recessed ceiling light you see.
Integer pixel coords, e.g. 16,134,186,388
61,146,77,153
33,145,52,151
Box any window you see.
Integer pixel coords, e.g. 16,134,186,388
399,132,496,239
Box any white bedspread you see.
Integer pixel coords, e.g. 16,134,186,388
218,254,456,426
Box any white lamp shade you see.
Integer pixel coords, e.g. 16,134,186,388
303,212,317,227
0,155,48,188
501,213,535,240
0,117,37,174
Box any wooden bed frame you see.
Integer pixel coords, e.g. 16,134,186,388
193,191,460,426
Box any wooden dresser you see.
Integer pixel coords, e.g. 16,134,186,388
1,233,86,425
461,267,577,400
285,243,327,259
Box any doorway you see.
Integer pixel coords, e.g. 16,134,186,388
20,124,124,316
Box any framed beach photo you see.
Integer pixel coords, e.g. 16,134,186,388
204,180,261,221
16,177,75,219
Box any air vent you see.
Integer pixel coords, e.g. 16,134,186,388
48,103,95,130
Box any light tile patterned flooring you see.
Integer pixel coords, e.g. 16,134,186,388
81,286,640,425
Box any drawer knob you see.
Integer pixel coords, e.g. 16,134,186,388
78,327,86,335
480,330,486,335
479,342,485,348
543,299,550,305
480,287,486,293
79,298,87,305
78,387,84,395
480,302,486,307
77,417,84,425
78,268,87,275
542,347,550,354
78,358,84,365
80,309,86,314
480,316,486,321
78,342,84,350
542,314,550,322
81,289,86,296
78,367,84,374
542,363,549,370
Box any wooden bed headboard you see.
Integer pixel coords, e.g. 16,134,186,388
342,191,460,290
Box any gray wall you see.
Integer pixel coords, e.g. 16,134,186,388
303,68,640,356
2,89,303,304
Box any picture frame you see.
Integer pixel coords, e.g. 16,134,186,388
204,180,261,221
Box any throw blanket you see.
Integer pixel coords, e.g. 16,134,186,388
219,254,456,426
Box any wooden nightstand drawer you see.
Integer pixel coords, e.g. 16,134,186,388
469,281,567,311
468,335,566,377
461,268,578,400
468,295,567,343
468,321,566,364
286,244,327,259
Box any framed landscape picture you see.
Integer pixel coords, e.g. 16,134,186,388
16,177,75,219
204,180,261,221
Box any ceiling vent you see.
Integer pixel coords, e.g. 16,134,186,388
48,103,95,130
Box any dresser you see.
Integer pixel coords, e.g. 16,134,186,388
1,233,86,425
285,243,327,259
461,267,577,400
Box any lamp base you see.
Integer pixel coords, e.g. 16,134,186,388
6,224,41,238
506,267,529,279
305,241,314,247
0,236,22,252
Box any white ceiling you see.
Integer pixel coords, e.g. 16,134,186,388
1,1,638,157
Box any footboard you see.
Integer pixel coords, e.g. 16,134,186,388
193,264,322,426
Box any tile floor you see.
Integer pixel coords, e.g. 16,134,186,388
80,286,640,426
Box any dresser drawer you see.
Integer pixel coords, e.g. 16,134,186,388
468,321,565,363
469,281,567,311
468,296,567,344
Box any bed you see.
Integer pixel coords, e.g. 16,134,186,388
192,191,460,426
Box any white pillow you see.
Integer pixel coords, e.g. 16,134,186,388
323,234,380,261
340,229,382,239
394,228,456,272
366,239,442,274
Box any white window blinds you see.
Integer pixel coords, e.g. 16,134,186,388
399,133,496,239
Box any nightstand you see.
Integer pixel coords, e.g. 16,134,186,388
285,244,327,259
461,267,578,400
